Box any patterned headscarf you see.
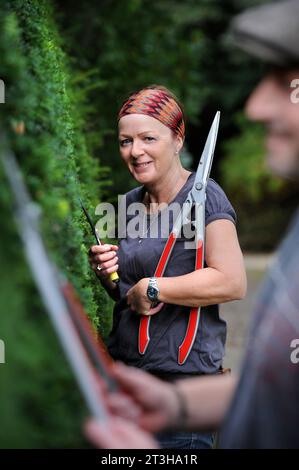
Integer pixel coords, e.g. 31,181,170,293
118,87,185,139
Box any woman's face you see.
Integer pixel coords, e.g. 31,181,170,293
118,114,183,185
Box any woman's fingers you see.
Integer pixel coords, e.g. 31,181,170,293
95,251,117,263
96,255,118,270
88,244,119,277
102,264,119,276
91,262,119,278
90,245,116,256
148,302,164,315
89,244,118,260
90,244,118,254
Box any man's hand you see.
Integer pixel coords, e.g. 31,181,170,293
84,417,159,449
85,363,180,449
107,363,180,432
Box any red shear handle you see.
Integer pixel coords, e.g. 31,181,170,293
139,233,177,355
139,316,150,354
178,239,204,365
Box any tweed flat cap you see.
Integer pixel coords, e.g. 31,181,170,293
230,0,299,65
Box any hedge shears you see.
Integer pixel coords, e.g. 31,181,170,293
139,111,220,365
80,200,119,285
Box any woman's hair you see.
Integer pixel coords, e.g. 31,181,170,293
118,85,185,139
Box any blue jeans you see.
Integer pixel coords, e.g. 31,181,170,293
155,430,214,449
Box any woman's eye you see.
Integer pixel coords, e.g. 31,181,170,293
144,136,155,142
120,138,131,146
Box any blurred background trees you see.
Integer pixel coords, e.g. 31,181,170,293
0,0,298,448
55,0,299,248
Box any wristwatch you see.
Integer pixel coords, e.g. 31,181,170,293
147,277,160,305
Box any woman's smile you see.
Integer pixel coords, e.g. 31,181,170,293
132,160,153,172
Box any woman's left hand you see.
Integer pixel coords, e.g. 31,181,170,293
126,278,164,316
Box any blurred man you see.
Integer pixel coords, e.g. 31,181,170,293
85,0,299,449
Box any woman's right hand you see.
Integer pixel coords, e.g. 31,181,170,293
89,244,119,280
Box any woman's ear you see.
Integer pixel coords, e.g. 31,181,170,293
175,135,184,154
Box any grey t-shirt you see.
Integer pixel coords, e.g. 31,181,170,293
108,173,236,375
220,209,299,448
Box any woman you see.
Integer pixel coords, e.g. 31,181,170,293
89,85,246,449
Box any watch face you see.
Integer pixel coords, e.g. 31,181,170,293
147,286,157,301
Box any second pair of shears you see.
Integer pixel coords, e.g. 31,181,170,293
138,111,220,365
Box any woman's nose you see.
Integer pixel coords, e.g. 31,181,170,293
130,139,144,158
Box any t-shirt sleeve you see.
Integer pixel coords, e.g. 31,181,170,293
205,179,236,226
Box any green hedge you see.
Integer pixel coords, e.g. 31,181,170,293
0,0,112,448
